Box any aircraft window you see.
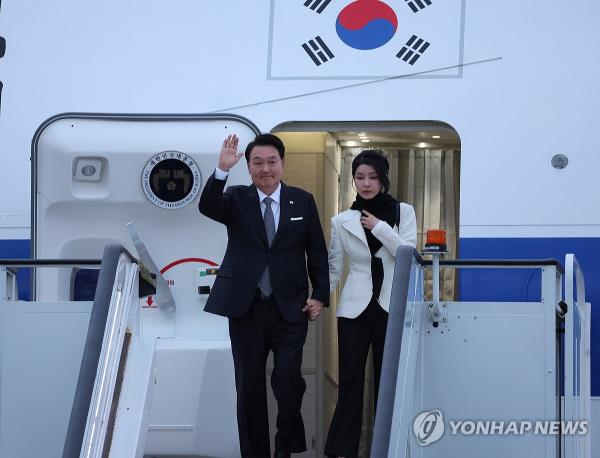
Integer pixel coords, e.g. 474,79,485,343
71,268,100,301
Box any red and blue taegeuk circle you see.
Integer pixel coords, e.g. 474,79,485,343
336,0,398,50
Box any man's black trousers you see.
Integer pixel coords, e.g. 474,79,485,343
228,293,308,458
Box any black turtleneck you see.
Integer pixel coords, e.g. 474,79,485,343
350,192,397,301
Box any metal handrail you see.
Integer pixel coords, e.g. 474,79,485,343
564,254,591,458
417,255,564,274
0,259,101,268
372,246,422,457
62,245,136,458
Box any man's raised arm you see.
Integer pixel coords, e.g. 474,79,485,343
198,134,244,224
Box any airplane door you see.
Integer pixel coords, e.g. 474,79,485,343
33,113,259,309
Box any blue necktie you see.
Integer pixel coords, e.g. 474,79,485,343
259,197,275,296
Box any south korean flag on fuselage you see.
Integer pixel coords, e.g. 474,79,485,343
268,0,464,79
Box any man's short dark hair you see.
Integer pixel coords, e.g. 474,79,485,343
245,133,285,162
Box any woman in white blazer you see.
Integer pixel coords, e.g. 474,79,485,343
325,150,417,458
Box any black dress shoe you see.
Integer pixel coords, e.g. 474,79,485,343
273,452,291,458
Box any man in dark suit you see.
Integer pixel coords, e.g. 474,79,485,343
199,133,329,458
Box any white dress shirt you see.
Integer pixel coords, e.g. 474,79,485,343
256,185,281,231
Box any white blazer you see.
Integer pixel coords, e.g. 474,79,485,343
329,203,417,318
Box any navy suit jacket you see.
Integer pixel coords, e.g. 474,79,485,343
198,173,329,323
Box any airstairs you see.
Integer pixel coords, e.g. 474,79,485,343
0,246,591,457
0,243,239,458
371,246,591,458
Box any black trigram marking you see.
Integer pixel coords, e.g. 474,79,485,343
405,0,432,13
303,0,333,14
396,35,430,65
0,36,5,59
302,36,335,66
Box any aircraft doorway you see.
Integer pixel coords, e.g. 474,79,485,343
270,121,461,457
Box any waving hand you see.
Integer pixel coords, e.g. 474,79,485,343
218,134,244,172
